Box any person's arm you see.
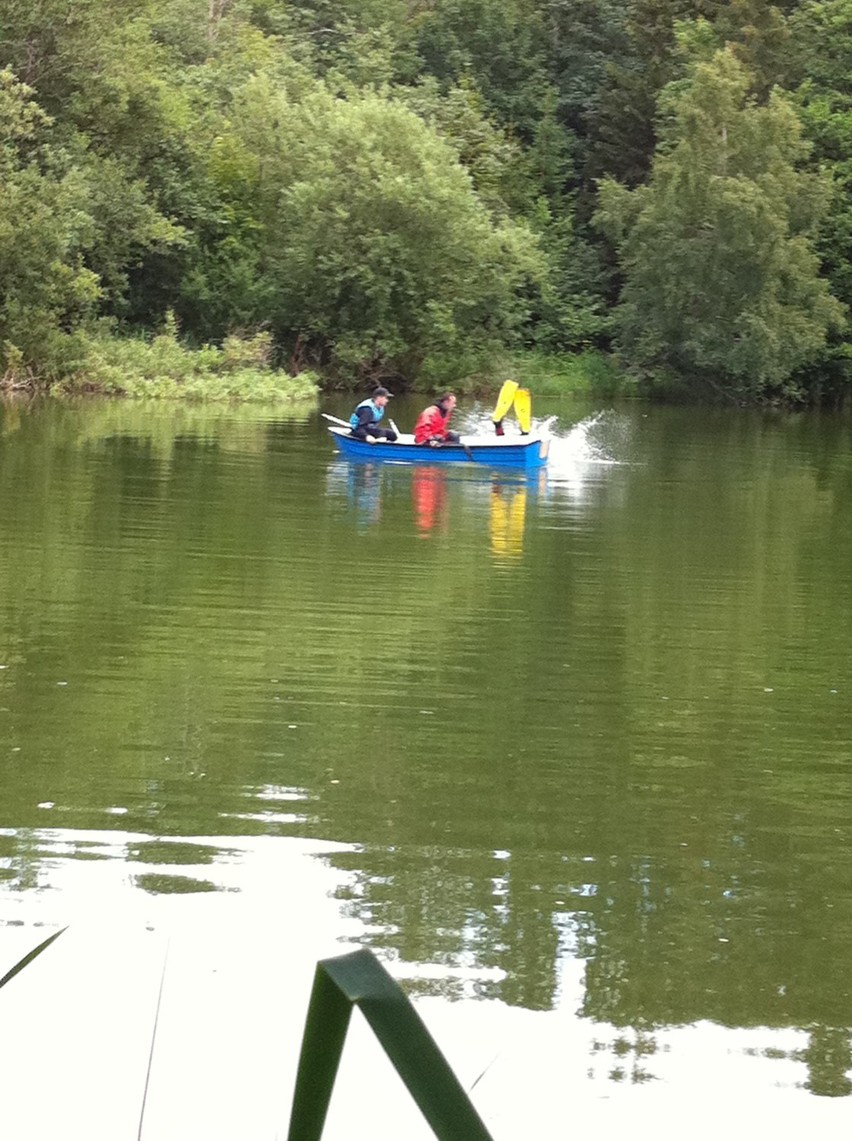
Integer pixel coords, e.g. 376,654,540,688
355,404,375,428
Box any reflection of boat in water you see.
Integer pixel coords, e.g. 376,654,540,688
326,460,384,529
326,439,546,550
327,426,550,471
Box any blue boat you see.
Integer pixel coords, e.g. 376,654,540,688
327,426,550,471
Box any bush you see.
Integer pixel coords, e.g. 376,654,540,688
508,349,632,399
55,319,319,403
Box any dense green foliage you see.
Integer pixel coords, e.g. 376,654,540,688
54,319,320,401
0,0,850,400
595,47,843,399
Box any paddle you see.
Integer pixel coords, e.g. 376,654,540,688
321,411,384,443
323,411,402,443
491,380,518,436
389,418,403,441
514,388,532,435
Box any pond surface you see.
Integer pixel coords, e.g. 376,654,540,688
1,395,852,1138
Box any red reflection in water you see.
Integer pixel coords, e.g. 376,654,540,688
412,466,448,535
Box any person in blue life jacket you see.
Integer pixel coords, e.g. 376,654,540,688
349,386,398,442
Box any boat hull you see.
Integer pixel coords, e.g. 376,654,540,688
328,428,549,470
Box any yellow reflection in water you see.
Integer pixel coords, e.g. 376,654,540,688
489,482,527,559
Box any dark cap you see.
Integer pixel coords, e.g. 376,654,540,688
372,386,393,398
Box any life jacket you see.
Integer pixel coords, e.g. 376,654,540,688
414,403,451,444
350,398,385,428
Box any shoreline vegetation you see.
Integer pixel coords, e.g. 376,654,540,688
0,347,624,403
1,3,850,407
0,316,626,403
56,320,321,404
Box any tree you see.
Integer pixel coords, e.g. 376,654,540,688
586,1,791,191
785,0,852,398
197,77,543,382
586,0,696,191
0,0,203,331
412,0,550,141
595,48,843,399
0,69,101,376
714,0,791,97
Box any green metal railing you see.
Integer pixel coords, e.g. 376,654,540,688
287,948,495,1141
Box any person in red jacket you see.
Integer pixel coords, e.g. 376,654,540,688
414,393,461,446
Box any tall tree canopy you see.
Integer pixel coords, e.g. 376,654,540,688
0,0,850,399
195,79,543,379
596,47,843,399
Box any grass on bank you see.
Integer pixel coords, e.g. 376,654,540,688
505,349,632,399
51,318,319,403
61,340,629,402
3,317,627,404
413,347,630,400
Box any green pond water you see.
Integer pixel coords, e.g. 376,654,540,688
2,395,852,1129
